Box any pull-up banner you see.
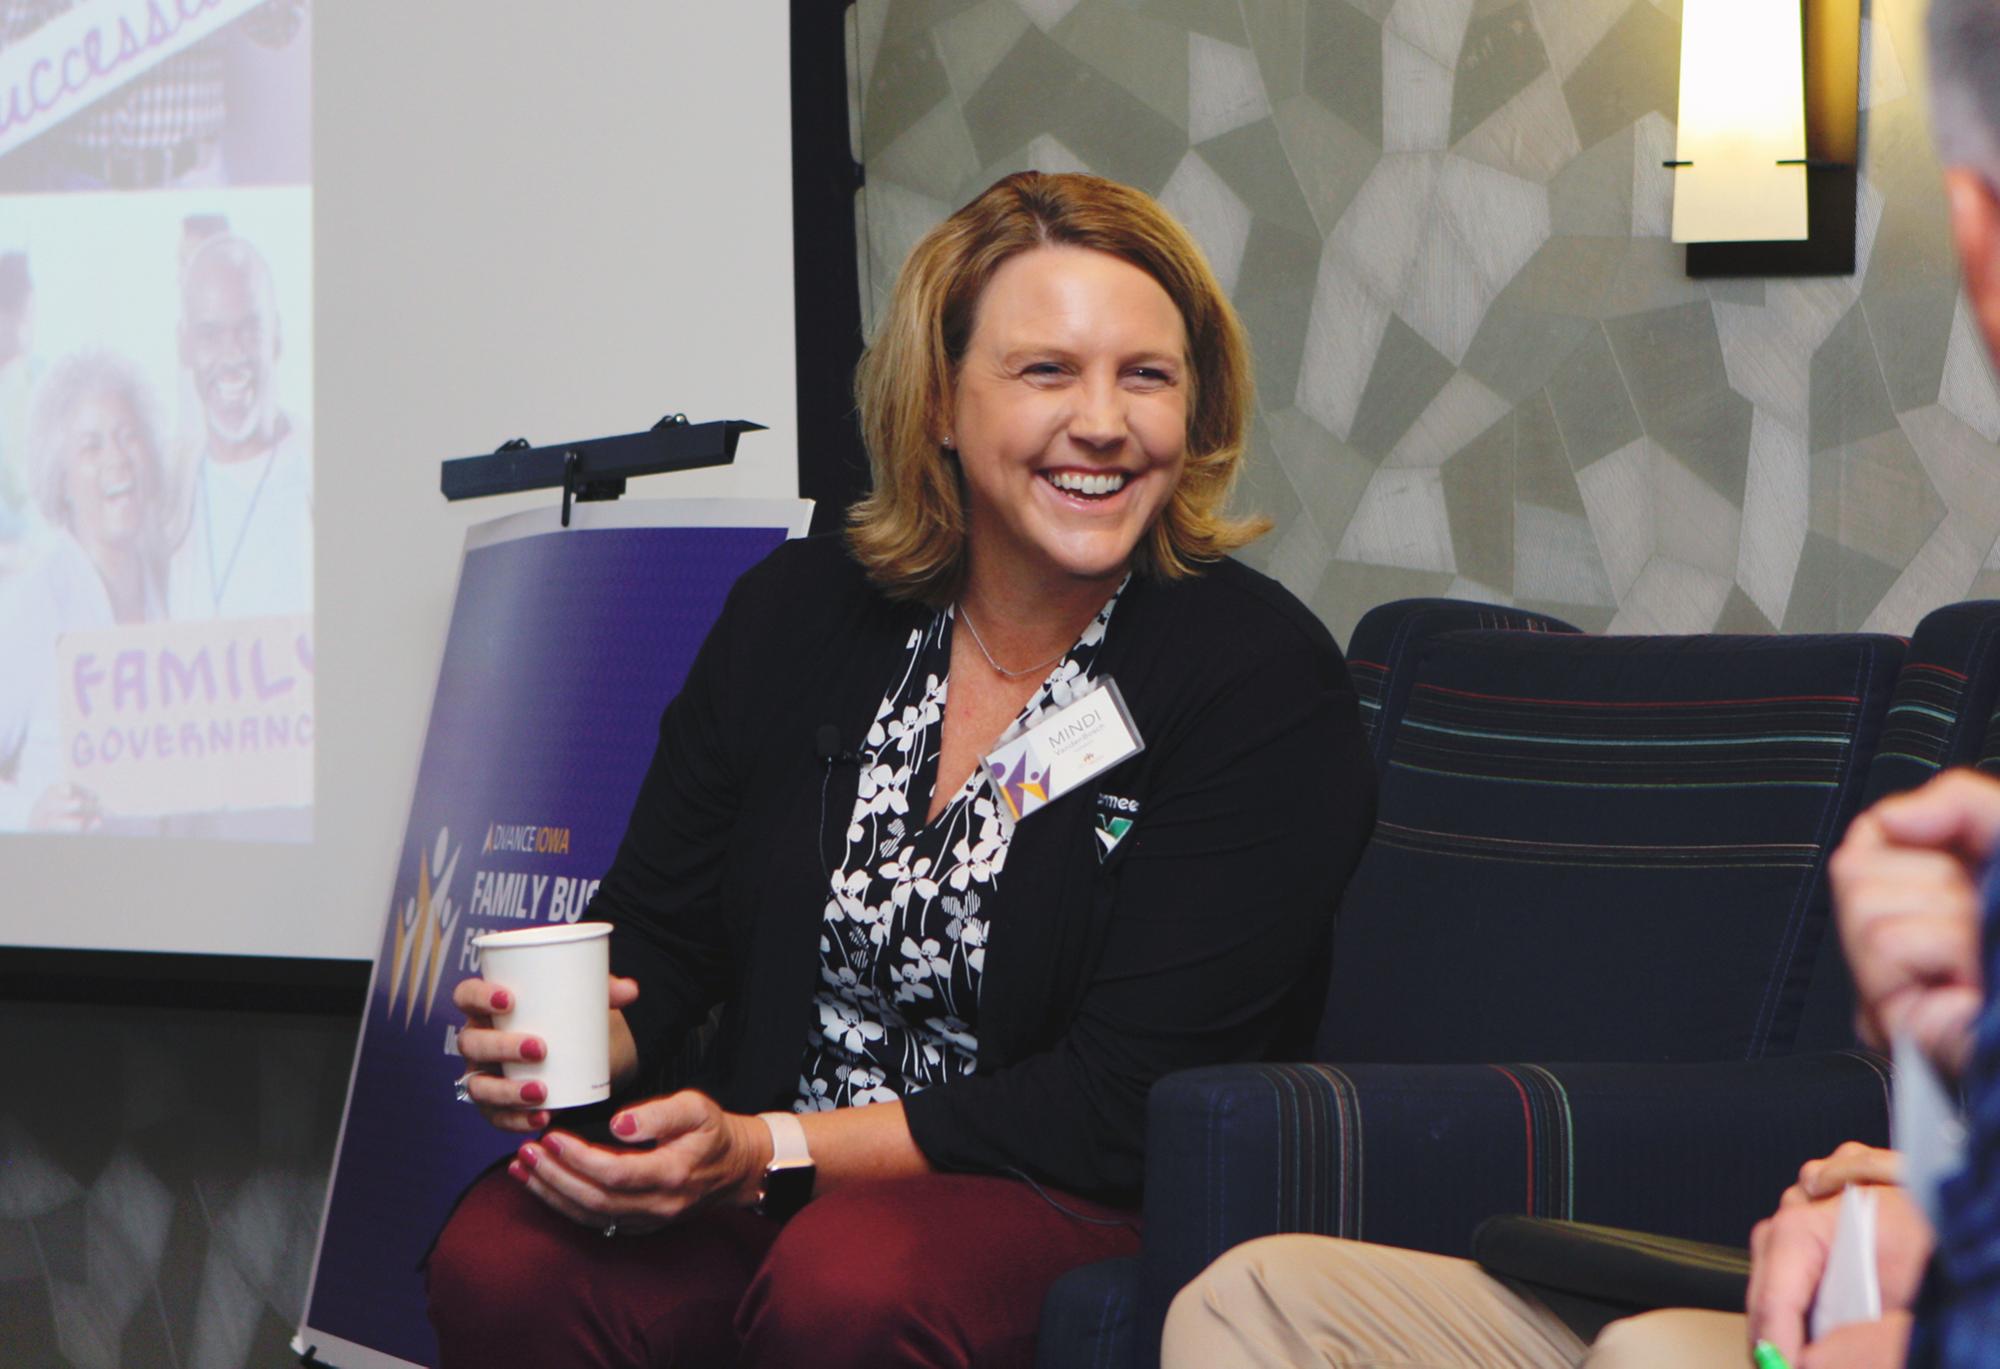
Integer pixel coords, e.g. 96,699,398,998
295,499,811,1369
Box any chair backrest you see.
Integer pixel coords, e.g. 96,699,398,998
1318,628,1905,1066
1346,600,1580,775
1861,602,2000,802
1793,601,2000,1047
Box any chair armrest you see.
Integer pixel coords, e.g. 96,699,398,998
1136,1051,1889,1359
1036,1256,1142,1369
1471,1216,1750,1314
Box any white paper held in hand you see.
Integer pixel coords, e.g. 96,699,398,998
470,921,613,1109
1892,1031,1969,1230
1808,1184,1882,1342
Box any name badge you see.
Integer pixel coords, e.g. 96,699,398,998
983,677,1144,822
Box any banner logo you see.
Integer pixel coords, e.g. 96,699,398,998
481,821,572,856
385,827,462,1029
992,745,1050,821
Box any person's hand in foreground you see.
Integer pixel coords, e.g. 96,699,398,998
450,974,640,1134
30,782,100,833
1790,1315,1916,1369
1794,1141,1902,1196
1828,768,1999,1078
1745,1143,1932,1367
510,1091,773,1233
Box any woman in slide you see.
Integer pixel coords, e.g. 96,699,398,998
428,171,1378,1368
0,350,172,832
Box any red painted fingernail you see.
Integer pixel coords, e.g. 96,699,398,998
491,989,511,1011
522,1082,547,1104
612,1114,637,1137
543,1135,563,1156
507,1160,527,1182
519,1145,538,1168
521,1038,546,1062
533,1112,550,1128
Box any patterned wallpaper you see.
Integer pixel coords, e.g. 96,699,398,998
0,1003,352,1369
851,0,2000,643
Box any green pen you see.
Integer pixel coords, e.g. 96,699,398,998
1752,1341,1792,1369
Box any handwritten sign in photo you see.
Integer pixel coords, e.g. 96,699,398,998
0,0,264,161
55,613,312,818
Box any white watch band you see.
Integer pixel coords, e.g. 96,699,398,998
759,1110,811,1166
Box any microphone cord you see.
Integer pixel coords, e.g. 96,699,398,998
818,754,836,882
1002,1166,1141,1232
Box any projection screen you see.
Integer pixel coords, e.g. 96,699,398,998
0,2,800,960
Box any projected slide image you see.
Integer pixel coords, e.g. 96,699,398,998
0,0,310,194
0,1,311,842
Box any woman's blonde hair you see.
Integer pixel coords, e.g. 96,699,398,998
849,171,1268,605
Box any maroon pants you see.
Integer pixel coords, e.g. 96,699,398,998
425,1166,1141,1368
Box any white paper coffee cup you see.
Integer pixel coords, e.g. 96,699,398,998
471,921,613,1109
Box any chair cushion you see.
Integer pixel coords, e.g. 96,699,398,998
1035,1256,1141,1369
1144,1052,1890,1282
1319,630,1903,1064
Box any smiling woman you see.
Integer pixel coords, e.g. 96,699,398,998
26,350,170,623
851,172,1264,606
425,171,1377,1369
0,350,171,832
951,246,1190,593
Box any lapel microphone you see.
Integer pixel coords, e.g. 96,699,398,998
815,724,860,881
814,725,860,766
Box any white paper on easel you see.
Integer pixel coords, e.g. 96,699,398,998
1893,1032,1969,1230
1809,1185,1883,1341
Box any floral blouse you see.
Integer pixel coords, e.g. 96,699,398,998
795,584,1123,1112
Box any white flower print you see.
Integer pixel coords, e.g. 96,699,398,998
1078,607,1111,648
900,935,953,981
844,1064,900,1106
879,848,939,909
925,1014,979,1055
877,815,908,861
819,995,886,1053
798,580,1124,1113
890,959,936,1004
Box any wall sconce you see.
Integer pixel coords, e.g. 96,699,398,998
1668,0,1861,276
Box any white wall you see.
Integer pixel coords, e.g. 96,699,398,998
3,2,798,958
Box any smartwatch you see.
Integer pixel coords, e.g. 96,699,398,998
755,1111,816,1220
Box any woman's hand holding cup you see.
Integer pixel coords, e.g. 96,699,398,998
452,973,640,1133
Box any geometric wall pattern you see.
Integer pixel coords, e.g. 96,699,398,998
852,0,2000,644
0,1003,353,1369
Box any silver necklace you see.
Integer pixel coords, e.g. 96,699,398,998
200,443,280,613
956,602,1068,680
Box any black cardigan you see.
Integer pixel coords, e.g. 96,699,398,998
594,535,1375,1201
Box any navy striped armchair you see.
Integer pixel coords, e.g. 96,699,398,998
1037,600,2000,1369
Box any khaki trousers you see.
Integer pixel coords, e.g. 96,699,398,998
1162,1235,1750,1369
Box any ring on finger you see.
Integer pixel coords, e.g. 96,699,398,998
452,1071,479,1104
